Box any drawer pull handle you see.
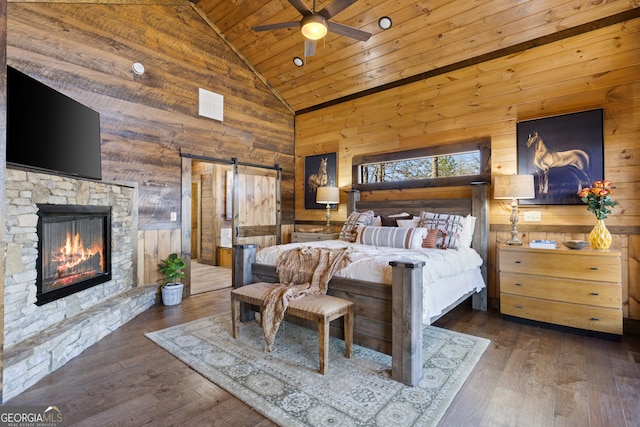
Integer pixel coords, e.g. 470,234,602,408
590,267,598,270
515,283,523,286
591,317,600,321
514,261,522,264
515,305,523,309
591,292,599,296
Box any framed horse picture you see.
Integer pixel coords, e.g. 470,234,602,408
517,108,604,205
304,152,337,209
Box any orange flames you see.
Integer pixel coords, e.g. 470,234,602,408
53,232,103,278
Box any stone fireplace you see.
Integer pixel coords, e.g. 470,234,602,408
3,168,157,401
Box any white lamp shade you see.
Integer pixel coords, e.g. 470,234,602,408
301,15,328,40
316,186,340,204
494,174,535,200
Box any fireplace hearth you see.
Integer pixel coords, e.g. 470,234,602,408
36,204,112,305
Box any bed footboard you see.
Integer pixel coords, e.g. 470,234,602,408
233,244,425,386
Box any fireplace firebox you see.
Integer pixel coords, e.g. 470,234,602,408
36,204,112,305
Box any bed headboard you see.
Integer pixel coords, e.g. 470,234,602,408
346,182,489,284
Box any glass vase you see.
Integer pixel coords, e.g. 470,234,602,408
589,219,612,249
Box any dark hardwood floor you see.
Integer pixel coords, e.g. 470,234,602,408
6,286,640,426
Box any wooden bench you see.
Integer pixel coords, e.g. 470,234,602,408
231,282,354,374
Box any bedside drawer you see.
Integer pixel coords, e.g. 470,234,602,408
500,272,621,308
500,294,623,334
499,251,621,282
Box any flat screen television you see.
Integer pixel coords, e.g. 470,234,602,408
7,66,102,180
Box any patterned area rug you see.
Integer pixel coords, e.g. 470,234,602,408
146,314,489,427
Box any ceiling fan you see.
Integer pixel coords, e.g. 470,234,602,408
252,0,372,57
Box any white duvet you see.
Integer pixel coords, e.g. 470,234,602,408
255,240,486,323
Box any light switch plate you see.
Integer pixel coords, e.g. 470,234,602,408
524,211,541,222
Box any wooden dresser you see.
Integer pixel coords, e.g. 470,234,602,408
291,232,339,243
498,244,622,335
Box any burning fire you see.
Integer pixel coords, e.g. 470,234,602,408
53,232,103,279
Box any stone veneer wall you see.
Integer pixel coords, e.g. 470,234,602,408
3,168,156,401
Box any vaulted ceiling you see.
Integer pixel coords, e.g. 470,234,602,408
196,0,638,113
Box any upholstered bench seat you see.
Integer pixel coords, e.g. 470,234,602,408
231,282,354,374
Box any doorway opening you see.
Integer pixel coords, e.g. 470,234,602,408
182,155,281,295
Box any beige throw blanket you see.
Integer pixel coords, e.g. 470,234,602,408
261,246,351,352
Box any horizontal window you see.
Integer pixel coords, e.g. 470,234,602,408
352,138,491,191
359,151,481,183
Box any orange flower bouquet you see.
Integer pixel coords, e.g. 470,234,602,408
578,180,617,220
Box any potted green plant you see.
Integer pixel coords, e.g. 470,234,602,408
158,253,186,306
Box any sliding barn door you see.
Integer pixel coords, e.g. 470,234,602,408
233,164,281,249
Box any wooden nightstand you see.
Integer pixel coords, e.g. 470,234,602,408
291,232,340,243
498,244,622,335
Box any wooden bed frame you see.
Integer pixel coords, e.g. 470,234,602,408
233,182,488,386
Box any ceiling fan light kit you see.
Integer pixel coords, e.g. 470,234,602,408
301,15,328,40
252,0,371,57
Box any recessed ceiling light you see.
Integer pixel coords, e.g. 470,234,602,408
131,62,145,75
378,16,392,30
293,57,304,67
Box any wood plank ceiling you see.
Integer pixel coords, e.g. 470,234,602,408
196,0,638,113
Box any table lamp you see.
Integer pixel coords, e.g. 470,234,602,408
316,186,340,230
494,174,535,245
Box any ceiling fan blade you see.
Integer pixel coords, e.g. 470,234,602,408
318,0,357,19
304,39,317,57
252,21,300,32
288,0,313,17
327,21,371,41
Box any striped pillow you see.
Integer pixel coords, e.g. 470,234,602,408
356,225,427,249
418,212,464,249
422,228,448,249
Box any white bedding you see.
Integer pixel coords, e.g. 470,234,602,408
255,240,485,324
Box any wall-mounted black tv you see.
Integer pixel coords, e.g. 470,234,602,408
7,66,102,180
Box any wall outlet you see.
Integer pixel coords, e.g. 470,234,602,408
170,212,177,222
524,211,541,222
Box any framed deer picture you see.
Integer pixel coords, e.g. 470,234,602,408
517,108,604,205
304,152,337,209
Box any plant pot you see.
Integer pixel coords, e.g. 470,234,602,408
161,283,184,306
589,219,612,250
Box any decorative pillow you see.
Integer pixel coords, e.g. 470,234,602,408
371,216,382,227
417,212,464,249
355,225,427,249
339,210,375,242
381,213,413,227
422,228,448,249
459,215,476,248
396,217,420,228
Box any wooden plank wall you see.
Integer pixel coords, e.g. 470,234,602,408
295,18,640,320
200,173,216,263
6,3,295,286
138,228,182,289
192,161,233,266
